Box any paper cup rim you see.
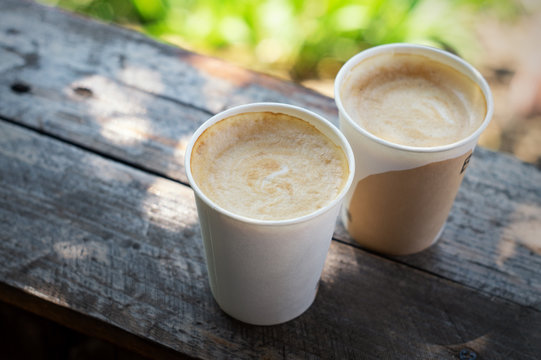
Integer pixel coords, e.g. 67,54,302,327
185,102,355,226
334,43,494,153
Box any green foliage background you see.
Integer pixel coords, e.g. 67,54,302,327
38,0,522,81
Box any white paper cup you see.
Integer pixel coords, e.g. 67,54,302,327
185,103,355,325
335,44,493,255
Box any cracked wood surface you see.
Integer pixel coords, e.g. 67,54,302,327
1,0,540,359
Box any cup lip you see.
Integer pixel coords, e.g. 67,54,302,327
334,43,494,153
185,102,356,226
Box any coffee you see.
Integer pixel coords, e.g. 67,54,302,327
190,111,349,220
186,103,354,325
340,52,486,147
335,45,492,255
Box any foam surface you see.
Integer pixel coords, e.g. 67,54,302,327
191,112,349,220
341,53,487,147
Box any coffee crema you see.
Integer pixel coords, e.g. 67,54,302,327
190,112,349,220
340,52,487,147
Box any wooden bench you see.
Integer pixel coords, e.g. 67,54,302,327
1,0,540,358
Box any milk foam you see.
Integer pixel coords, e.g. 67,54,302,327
341,53,487,147
191,112,349,220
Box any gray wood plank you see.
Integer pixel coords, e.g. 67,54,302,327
0,4,212,183
1,0,541,342
1,120,540,359
0,0,336,181
6,0,540,314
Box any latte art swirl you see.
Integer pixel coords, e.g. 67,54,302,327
341,53,487,147
190,112,349,220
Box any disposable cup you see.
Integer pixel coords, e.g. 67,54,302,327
334,43,493,255
185,103,355,325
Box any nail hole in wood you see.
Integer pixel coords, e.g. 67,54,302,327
73,87,93,98
6,28,20,35
11,82,31,94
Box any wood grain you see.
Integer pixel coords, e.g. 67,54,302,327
1,1,541,358
1,0,539,314
0,0,336,183
1,120,540,359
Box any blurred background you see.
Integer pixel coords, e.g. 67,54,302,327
36,0,541,167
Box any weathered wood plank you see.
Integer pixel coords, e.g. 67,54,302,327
1,116,541,358
1,0,540,316
0,7,211,183
0,0,336,182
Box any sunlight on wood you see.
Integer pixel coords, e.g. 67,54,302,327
69,73,156,146
53,241,110,264
172,133,193,158
143,178,199,227
100,115,152,146
497,204,541,266
70,75,148,114
118,65,165,94
23,285,69,307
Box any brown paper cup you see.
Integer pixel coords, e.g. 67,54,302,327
334,44,494,255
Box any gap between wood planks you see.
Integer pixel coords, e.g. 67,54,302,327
1,114,537,316
0,114,188,187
